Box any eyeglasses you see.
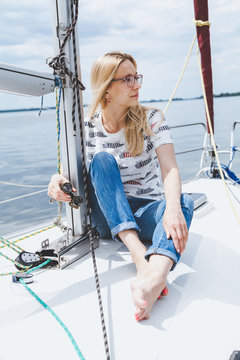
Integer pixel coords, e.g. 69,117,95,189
111,74,143,87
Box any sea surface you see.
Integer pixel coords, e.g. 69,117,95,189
0,97,239,236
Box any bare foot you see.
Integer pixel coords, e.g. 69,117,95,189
131,272,166,321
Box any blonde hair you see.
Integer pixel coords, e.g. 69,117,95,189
89,51,153,156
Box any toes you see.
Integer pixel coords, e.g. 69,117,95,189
135,310,151,321
161,286,168,296
135,313,140,322
158,286,168,300
144,313,150,320
135,308,147,321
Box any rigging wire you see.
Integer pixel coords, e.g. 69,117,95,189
197,46,240,225
0,188,47,205
0,180,48,187
163,19,240,222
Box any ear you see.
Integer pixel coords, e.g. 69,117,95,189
105,91,111,104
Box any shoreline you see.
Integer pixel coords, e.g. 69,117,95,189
0,92,239,113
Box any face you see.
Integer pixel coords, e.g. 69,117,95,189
107,59,142,108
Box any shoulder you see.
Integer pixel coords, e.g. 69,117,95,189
84,112,102,137
84,112,100,128
146,108,163,123
145,108,170,133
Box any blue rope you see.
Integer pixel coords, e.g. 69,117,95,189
26,260,51,273
219,163,240,184
228,146,237,169
38,96,44,117
18,260,85,360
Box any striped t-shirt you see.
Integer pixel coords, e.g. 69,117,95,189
84,109,174,200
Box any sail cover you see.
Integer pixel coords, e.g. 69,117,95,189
193,0,214,133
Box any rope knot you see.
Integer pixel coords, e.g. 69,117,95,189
194,19,211,27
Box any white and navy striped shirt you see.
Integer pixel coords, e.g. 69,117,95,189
84,109,174,200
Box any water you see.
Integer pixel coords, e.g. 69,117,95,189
0,97,239,236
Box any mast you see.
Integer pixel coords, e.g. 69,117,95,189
193,0,214,134
51,0,87,236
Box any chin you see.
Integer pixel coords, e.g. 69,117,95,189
129,98,139,106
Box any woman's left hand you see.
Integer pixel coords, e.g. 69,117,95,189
163,205,188,255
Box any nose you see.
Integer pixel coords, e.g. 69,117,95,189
133,78,141,90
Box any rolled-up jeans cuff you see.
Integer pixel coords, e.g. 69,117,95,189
111,221,140,240
144,248,179,271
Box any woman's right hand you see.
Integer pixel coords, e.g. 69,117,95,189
48,174,75,202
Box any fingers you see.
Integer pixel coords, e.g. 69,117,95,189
169,227,181,254
175,223,188,254
47,174,72,202
164,220,188,254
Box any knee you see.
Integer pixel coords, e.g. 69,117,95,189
91,152,116,169
90,152,119,180
181,193,194,217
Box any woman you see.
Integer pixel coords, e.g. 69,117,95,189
48,51,194,322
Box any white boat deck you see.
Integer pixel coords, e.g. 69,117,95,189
1,178,240,360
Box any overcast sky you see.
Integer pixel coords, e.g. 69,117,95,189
0,0,239,110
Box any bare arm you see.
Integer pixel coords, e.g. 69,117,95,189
156,143,188,254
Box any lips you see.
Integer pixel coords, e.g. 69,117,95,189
131,93,139,98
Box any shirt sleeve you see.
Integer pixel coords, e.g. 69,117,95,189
147,109,174,150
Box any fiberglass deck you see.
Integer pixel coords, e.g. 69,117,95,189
0,178,240,360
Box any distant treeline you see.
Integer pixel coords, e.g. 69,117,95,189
141,91,240,103
0,106,55,114
0,92,239,113
0,104,88,113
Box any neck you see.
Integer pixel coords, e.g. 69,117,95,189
102,104,128,133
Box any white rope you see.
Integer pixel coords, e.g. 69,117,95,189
163,19,211,116
0,180,47,188
0,189,48,205
163,34,197,116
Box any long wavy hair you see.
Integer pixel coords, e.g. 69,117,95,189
89,51,153,156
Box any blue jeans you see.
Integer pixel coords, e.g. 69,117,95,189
89,152,194,270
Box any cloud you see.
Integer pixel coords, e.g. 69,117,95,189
0,0,239,109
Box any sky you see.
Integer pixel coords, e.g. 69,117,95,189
0,0,239,110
